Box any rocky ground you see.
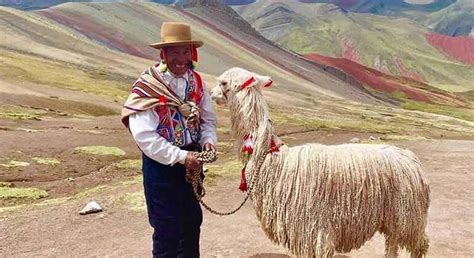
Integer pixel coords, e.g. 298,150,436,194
1,112,473,257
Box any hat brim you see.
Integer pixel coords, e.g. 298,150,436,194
149,40,203,49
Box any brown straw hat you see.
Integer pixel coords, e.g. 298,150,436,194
149,22,203,49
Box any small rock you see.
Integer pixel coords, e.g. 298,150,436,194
349,138,360,143
79,201,103,215
369,136,376,141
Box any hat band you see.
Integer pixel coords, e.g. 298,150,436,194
163,35,192,42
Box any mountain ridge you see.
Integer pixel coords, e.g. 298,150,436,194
234,0,474,93
1,1,472,123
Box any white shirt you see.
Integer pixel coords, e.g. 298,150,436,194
129,69,217,165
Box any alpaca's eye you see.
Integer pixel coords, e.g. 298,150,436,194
221,81,227,87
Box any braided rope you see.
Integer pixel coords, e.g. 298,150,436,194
185,150,269,216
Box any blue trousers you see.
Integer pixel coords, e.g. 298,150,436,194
142,153,203,258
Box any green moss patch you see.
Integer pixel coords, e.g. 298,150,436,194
116,192,146,212
205,158,242,185
76,129,106,135
0,160,30,168
74,146,125,156
15,128,44,133
119,176,143,186
114,159,141,169
216,127,231,134
0,186,48,200
379,135,429,141
0,182,13,187
32,157,61,166
0,104,47,120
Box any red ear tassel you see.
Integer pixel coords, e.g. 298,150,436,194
160,50,165,61
264,79,273,88
240,76,256,90
192,46,198,62
239,167,248,192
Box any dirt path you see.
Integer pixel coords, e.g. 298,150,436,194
1,129,473,257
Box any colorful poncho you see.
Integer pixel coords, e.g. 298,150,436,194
121,63,204,146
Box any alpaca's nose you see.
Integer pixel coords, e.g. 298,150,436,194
210,86,226,105
210,86,219,99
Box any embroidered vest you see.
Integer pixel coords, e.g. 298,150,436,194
154,70,204,147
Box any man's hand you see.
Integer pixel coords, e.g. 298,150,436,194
184,152,201,171
204,143,216,152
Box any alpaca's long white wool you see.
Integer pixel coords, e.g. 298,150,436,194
211,67,430,258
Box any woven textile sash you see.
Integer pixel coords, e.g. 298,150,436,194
121,65,201,130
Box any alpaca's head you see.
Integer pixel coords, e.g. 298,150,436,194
211,67,275,159
210,67,272,105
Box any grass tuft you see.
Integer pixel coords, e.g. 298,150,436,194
114,159,141,169
0,186,48,200
0,160,30,168
73,146,126,156
32,157,61,166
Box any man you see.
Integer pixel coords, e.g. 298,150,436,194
121,22,217,257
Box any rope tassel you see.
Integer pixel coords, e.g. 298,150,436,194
239,167,248,192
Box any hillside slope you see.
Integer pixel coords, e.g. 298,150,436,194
0,6,152,113
234,0,474,93
34,2,385,105
1,2,472,124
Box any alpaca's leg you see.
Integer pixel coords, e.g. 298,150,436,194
409,233,429,258
314,230,335,258
384,235,399,258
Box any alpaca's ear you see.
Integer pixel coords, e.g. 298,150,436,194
256,75,273,88
239,76,258,90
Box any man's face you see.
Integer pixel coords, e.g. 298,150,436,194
163,45,192,76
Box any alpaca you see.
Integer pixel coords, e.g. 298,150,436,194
210,67,430,258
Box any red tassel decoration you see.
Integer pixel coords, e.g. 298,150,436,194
263,79,273,88
192,46,198,62
159,95,167,104
160,50,165,61
239,167,248,192
270,139,279,153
